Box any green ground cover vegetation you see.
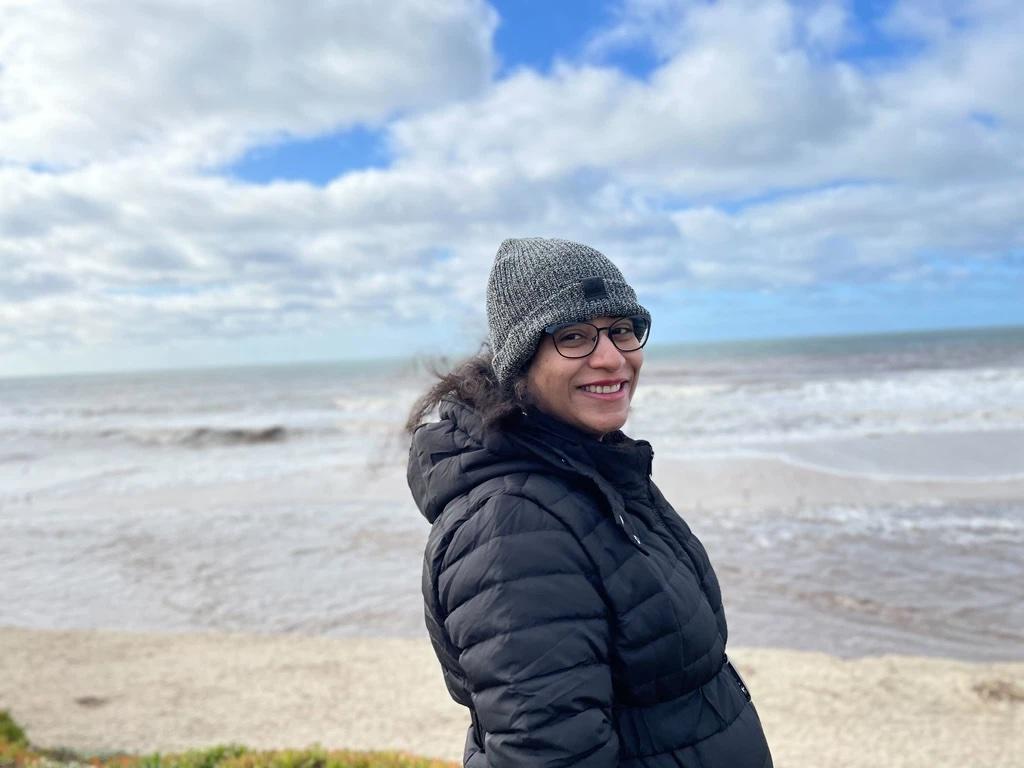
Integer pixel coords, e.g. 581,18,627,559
0,712,457,768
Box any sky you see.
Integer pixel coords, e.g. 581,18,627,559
1,0,1022,377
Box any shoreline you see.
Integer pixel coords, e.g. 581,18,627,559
3,453,1022,663
7,434,1024,520
652,453,1024,512
2,627,1023,768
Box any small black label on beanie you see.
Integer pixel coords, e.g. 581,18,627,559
582,277,607,300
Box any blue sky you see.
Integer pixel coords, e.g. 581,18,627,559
2,0,1022,376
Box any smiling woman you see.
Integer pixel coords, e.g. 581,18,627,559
405,238,773,767
526,314,649,436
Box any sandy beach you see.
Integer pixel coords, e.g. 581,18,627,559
1,626,1022,768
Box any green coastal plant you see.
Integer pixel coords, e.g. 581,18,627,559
0,713,457,768
137,746,247,768
0,712,27,747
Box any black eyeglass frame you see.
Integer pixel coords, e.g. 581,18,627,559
542,315,652,359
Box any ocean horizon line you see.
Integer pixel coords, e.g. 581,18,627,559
3,320,1023,383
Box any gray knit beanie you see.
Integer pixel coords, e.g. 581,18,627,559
486,237,651,383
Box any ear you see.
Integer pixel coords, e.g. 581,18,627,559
513,370,533,404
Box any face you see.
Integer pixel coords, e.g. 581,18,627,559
526,315,643,438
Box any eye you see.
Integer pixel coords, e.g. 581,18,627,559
554,325,594,347
626,316,650,340
609,320,636,338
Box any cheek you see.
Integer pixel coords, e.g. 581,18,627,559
629,356,643,394
543,371,571,405
527,367,555,408
527,347,575,407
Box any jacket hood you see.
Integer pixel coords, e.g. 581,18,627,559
407,398,652,527
407,399,540,524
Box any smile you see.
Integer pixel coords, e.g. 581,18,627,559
580,381,627,394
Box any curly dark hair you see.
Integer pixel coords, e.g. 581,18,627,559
404,344,532,434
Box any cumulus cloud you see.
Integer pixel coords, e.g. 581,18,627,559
0,0,496,168
669,178,1024,289
393,0,1023,191
1,0,1021,371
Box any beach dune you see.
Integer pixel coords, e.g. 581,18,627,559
1,627,1022,768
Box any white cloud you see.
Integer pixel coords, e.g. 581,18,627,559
393,0,1023,192
0,0,496,168
391,1,865,191
583,0,693,63
669,178,1024,289
1,0,1022,373
803,1,851,52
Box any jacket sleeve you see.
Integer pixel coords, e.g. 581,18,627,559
438,492,619,767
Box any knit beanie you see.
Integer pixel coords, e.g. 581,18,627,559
486,237,651,383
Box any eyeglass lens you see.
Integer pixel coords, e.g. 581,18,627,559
551,316,650,358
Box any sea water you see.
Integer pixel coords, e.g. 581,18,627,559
2,326,1022,660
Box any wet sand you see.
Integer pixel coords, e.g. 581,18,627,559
1,627,1022,768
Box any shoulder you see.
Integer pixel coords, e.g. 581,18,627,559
459,473,601,544
425,472,602,577
471,469,598,513
434,483,609,625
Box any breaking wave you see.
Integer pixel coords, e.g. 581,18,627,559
177,425,289,447
85,424,295,448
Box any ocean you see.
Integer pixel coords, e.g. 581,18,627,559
2,325,1023,661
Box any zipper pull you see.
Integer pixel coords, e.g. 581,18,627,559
614,512,650,555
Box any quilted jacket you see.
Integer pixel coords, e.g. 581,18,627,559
408,399,773,767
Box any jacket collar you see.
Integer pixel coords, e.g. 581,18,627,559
518,406,653,487
408,399,653,553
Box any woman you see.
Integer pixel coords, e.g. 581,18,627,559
407,238,772,767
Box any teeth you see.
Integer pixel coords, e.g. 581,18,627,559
582,382,624,394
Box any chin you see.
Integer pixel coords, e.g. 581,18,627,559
584,411,628,436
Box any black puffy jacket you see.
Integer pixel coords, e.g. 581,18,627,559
408,399,773,767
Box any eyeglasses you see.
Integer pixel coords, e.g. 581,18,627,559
543,315,651,359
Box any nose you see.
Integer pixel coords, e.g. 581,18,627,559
588,331,626,369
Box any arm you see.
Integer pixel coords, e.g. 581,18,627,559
438,493,619,767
